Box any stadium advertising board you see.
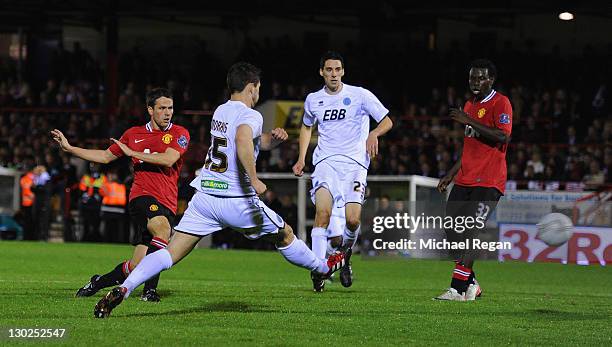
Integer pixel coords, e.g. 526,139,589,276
499,224,612,266
496,191,589,225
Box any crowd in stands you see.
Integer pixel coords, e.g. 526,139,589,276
0,37,610,241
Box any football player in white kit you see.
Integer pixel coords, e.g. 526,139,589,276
94,62,347,318
293,51,393,292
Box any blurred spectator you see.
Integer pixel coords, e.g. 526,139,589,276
78,164,106,242
565,126,578,145
32,165,52,240
100,172,128,243
526,152,545,176
375,195,394,217
583,161,605,188
507,163,522,181
19,166,35,239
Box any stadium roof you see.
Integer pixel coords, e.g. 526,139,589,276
0,1,610,30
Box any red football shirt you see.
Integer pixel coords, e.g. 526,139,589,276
108,122,190,213
455,90,512,194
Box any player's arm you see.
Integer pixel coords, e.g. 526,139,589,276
236,125,266,194
260,128,289,151
362,88,392,158
110,139,180,168
437,149,462,193
292,124,312,176
449,108,509,144
366,116,393,157
51,129,117,164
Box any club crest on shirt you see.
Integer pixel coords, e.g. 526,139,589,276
178,135,188,149
162,134,173,144
149,204,159,212
499,113,510,124
343,97,351,106
477,108,486,118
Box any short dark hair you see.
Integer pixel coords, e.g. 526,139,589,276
146,88,173,108
470,59,497,78
226,62,262,94
320,51,344,69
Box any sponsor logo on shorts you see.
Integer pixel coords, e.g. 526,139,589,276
149,204,159,211
162,134,173,144
202,179,229,190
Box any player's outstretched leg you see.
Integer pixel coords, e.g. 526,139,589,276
141,216,172,302
274,224,346,281
94,286,127,318
94,232,200,318
140,236,169,302
323,236,343,285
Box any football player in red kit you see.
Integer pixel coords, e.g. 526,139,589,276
436,59,512,301
51,88,190,302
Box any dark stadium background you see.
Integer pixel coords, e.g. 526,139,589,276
0,1,610,244
0,3,610,344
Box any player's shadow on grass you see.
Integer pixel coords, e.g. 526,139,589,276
121,301,276,317
155,290,173,298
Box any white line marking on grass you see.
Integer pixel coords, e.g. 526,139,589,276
0,280,71,283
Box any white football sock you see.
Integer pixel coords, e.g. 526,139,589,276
311,227,327,262
278,237,329,274
122,249,173,298
342,225,361,249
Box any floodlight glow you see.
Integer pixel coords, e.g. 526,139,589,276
558,12,574,21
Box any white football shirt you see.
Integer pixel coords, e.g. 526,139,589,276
303,83,389,168
191,100,262,197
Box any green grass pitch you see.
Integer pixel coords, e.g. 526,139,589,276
0,242,610,346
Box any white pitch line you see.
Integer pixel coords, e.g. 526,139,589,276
0,279,71,283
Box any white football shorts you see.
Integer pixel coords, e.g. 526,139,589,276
310,158,367,208
175,191,284,240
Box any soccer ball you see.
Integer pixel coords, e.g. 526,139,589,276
536,213,574,246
